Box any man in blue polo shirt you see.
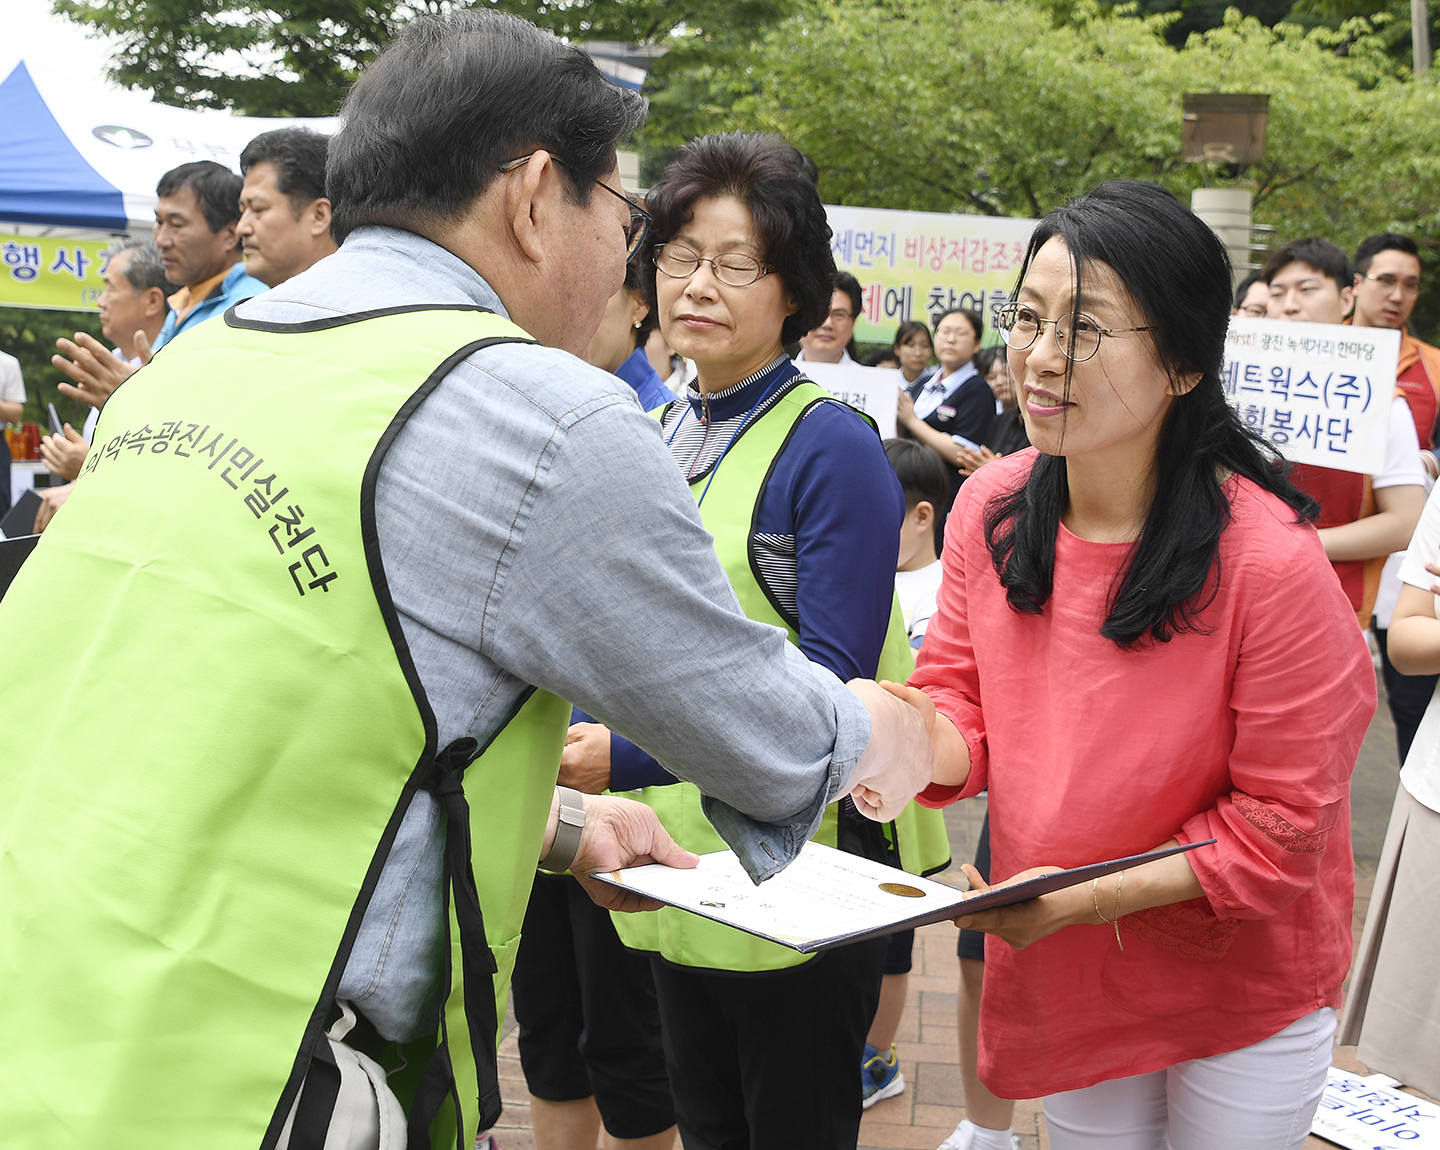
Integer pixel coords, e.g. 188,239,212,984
49,162,269,413
152,161,268,349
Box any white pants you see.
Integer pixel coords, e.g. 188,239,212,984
1043,1007,1336,1150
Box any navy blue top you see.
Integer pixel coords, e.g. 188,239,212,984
595,358,904,792
614,346,677,412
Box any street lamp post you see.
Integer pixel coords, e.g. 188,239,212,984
1183,93,1271,288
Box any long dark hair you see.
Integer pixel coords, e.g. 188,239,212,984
983,180,1316,648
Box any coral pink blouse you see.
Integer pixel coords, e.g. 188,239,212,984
915,450,1375,1098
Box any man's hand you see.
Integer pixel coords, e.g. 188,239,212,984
845,678,934,821
40,425,89,482
558,722,613,793
33,482,74,532
563,793,698,913
52,333,138,409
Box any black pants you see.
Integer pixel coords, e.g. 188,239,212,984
649,936,887,1150
511,873,674,1139
956,814,990,962
1375,627,1439,764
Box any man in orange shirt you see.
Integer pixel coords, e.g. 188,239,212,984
1351,233,1440,760
1353,234,1440,468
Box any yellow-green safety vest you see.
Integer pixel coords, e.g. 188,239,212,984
611,378,950,971
0,307,571,1150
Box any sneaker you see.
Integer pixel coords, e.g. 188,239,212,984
935,1119,1022,1150
474,1133,498,1150
861,1042,906,1109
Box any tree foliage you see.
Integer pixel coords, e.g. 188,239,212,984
738,3,1440,241
51,0,799,117
0,308,104,429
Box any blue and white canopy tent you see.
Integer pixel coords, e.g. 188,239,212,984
0,57,337,236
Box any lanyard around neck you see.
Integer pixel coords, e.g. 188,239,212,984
666,376,783,507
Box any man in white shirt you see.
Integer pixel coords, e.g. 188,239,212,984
35,239,173,530
0,349,24,511
796,271,861,365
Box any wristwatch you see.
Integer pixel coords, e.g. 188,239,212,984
539,786,587,873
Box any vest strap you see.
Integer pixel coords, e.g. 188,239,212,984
408,736,503,1146
289,1038,342,1150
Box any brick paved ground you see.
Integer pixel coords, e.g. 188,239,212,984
490,670,1431,1149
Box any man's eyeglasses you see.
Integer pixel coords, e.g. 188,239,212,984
653,244,773,287
996,303,1153,363
499,154,651,261
1363,272,1422,297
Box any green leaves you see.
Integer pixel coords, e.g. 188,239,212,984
739,2,1440,261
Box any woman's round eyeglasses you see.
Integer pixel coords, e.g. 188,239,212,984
498,154,651,261
653,244,773,287
995,303,1153,363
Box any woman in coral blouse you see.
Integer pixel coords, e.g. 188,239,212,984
896,180,1376,1149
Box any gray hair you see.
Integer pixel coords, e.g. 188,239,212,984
105,236,174,295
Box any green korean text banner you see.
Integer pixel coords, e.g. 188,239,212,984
824,206,1036,344
0,233,107,311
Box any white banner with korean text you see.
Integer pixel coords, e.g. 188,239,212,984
799,361,898,441
823,205,1036,345
1224,317,1399,477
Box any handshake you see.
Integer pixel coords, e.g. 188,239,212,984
844,678,941,822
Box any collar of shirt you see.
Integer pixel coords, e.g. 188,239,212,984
794,348,854,366
234,226,508,324
913,359,979,420
684,355,798,423
167,264,235,324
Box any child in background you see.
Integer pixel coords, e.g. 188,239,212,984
862,439,952,1110
884,438,1018,1150
886,439,946,647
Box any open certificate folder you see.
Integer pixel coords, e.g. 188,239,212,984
592,838,1216,954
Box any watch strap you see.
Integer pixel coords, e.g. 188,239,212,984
539,786,587,873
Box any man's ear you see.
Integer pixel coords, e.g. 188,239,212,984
216,219,242,255
506,151,561,267
309,198,333,239
914,500,935,529
1339,282,1356,316
141,286,167,320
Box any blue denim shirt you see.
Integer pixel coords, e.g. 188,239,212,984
233,227,873,1040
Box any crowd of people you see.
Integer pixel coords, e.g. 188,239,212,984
0,8,1435,1150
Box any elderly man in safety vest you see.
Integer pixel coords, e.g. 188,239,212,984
0,12,931,1150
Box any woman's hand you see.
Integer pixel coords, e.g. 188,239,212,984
896,389,919,432
956,444,998,476
953,843,1205,950
879,680,971,788
951,862,1085,949
558,722,613,794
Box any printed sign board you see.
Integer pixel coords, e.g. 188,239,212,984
0,232,107,311
1312,1068,1440,1147
1224,317,1399,477
799,360,898,440
824,205,1036,345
